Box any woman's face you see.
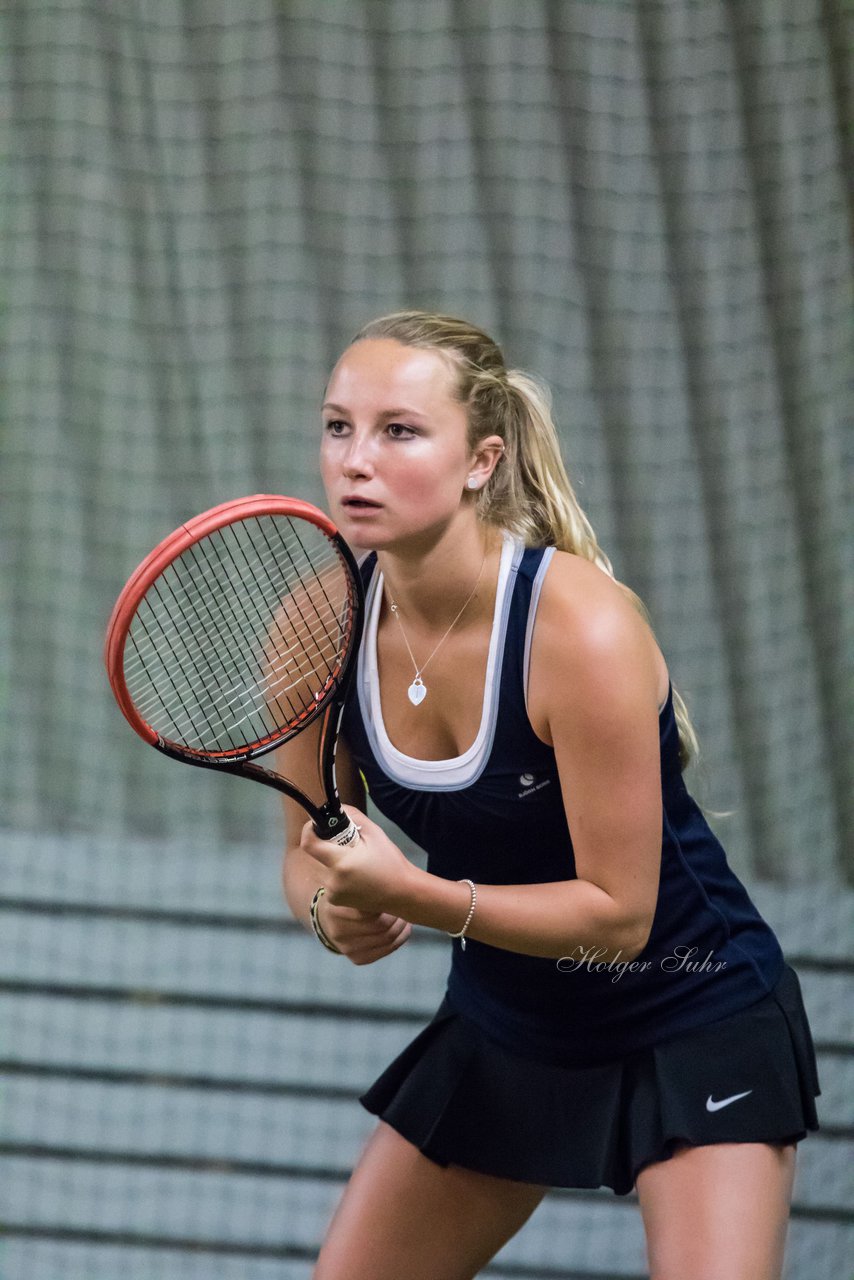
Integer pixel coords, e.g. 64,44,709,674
320,338,473,550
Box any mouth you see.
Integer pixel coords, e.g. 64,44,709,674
341,497,383,512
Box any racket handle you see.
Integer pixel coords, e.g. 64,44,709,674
314,807,360,847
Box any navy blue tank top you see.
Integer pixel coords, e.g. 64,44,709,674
342,536,785,1066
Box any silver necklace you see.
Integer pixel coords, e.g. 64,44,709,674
387,550,488,707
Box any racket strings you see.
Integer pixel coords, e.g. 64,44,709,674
124,540,342,707
123,516,354,753
143,524,348,721
128,577,344,743
126,526,343,702
238,518,344,711
135,599,342,741
129,540,289,733
133,563,288,747
131,598,213,749
179,528,339,724
129,535,346,749
182,534,344,720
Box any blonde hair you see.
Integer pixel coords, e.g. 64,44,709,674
353,310,701,771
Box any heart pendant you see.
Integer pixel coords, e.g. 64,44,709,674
408,679,427,706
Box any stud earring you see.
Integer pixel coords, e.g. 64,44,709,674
466,477,479,490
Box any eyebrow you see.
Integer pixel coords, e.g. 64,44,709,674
321,402,426,420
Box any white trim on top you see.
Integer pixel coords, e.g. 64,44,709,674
356,530,524,791
522,545,556,717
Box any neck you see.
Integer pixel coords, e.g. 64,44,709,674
378,518,503,633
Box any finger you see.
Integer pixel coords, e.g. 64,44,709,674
324,909,411,943
382,917,411,943
324,918,396,946
327,905,385,923
345,920,412,955
343,929,412,966
300,819,341,868
371,914,412,940
356,919,411,946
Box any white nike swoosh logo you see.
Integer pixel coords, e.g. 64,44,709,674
706,1090,753,1112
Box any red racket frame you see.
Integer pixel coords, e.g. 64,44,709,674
104,495,364,840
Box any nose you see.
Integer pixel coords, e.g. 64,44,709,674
341,431,375,479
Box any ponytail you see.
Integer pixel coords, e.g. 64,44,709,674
351,311,701,772
474,369,612,569
471,367,699,772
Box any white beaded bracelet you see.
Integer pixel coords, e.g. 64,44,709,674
448,878,477,950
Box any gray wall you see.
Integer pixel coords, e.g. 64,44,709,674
2,3,852,1276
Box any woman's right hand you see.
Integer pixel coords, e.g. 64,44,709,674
316,897,412,965
273,723,409,965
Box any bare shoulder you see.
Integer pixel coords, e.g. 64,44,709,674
527,550,667,744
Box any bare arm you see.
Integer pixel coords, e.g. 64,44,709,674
303,555,662,962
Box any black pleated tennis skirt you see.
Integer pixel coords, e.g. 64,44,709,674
360,964,820,1195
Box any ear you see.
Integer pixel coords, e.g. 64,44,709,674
465,434,505,492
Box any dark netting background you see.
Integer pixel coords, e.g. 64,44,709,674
1,3,852,1277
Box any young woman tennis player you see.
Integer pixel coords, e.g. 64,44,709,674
279,312,820,1280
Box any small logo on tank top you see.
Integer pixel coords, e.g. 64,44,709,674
518,772,551,799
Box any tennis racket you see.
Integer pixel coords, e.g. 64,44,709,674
104,495,364,846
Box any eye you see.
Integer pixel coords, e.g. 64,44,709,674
386,422,416,439
323,419,349,436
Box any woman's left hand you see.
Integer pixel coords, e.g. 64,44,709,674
300,807,415,916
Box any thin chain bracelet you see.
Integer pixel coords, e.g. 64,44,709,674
448,879,477,950
310,886,342,955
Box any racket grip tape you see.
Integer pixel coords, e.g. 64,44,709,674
313,810,361,847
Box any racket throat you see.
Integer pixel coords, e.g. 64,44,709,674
151,742,357,843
